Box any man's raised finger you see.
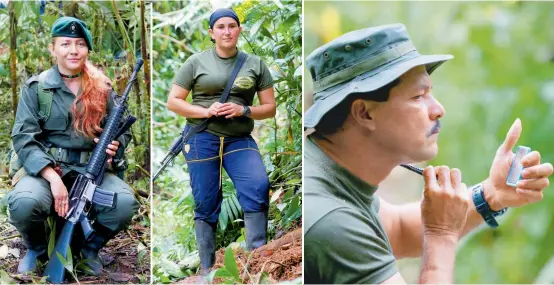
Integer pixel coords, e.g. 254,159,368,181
499,118,522,154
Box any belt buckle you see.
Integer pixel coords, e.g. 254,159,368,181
57,148,64,162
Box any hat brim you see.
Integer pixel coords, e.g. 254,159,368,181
304,53,453,129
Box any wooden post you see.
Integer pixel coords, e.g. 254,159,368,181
9,1,18,118
140,0,151,172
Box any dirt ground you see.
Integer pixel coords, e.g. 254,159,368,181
0,222,150,284
177,227,302,284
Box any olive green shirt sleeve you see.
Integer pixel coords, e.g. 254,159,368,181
304,207,398,284
11,84,56,176
173,56,195,91
256,58,274,91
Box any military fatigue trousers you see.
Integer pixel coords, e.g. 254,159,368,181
6,172,138,233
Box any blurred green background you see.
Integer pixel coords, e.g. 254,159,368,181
305,1,554,284
152,0,302,282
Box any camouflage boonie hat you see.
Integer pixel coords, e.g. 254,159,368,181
305,23,453,128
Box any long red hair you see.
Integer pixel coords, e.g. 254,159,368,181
70,61,111,138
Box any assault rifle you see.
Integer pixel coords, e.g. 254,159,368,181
44,59,143,283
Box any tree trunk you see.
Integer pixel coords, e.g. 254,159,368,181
111,0,135,64
9,1,18,118
140,0,151,172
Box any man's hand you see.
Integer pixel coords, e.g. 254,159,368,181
217,102,244,118
419,166,469,284
93,138,120,164
421,166,469,238
486,118,553,210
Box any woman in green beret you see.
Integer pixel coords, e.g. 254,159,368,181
6,16,138,276
166,8,276,274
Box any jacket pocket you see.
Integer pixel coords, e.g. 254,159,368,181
43,115,67,131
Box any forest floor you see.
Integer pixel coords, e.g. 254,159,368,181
176,225,302,284
0,223,150,284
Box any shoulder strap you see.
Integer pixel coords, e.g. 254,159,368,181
37,71,54,121
219,51,247,104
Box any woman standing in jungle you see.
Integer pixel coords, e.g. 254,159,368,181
166,8,276,274
7,16,138,276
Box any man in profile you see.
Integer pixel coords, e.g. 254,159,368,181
303,24,553,284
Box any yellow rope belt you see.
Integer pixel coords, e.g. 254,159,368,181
219,136,224,189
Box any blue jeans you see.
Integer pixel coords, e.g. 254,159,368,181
182,125,270,225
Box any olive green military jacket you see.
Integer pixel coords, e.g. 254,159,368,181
11,65,132,177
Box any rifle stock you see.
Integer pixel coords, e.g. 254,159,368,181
44,220,76,283
44,59,143,283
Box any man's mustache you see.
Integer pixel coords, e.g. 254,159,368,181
427,120,441,137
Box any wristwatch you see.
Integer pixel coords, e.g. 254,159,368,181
243,105,251,118
471,183,508,228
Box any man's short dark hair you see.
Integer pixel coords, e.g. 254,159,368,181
313,78,400,137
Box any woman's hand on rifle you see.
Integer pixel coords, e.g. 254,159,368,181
93,137,120,164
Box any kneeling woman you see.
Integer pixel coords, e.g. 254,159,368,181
166,9,276,273
7,17,139,275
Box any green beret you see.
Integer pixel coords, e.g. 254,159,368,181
51,16,93,51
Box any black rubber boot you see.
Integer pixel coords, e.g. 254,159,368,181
244,211,268,250
195,220,216,275
79,224,116,276
16,221,48,274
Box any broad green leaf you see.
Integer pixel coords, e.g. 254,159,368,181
223,247,240,282
249,16,265,38
160,258,186,278
284,194,300,221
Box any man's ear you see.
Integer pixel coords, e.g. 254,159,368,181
351,99,379,131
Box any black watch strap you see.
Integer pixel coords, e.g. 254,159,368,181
471,183,507,228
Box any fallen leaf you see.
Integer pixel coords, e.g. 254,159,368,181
8,247,20,258
109,272,132,282
0,245,8,259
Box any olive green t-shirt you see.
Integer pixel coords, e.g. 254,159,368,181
304,136,398,284
173,48,274,137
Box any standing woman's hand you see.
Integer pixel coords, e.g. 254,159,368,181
206,102,224,118
217,102,244,118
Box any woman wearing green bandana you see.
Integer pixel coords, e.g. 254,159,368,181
6,16,138,276
166,8,276,274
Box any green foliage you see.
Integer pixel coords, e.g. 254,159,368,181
206,247,241,284
152,0,301,282
0,270,15,284
305,1,554,283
